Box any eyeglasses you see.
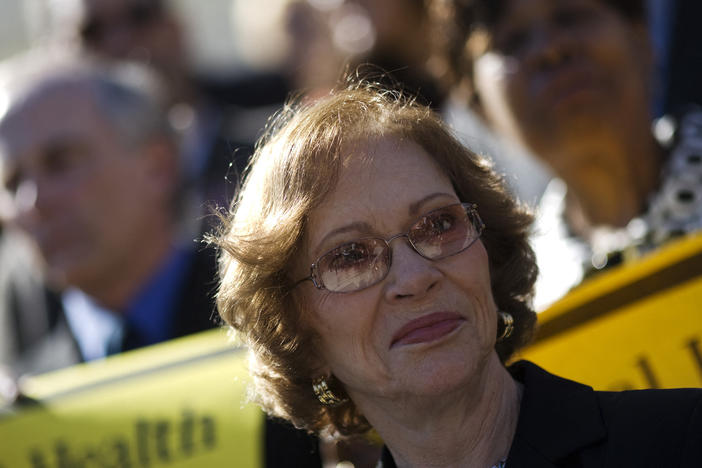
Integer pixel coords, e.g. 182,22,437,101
296,203,484,293
80,1,163,45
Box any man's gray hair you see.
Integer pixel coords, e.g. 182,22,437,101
0,50,173,147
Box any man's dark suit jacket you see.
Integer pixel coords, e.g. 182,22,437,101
1,243,219,375
379,360,702,467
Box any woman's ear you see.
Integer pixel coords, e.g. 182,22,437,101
292,289,331,376
307,336,332,378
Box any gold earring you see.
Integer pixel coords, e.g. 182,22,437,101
312,376,348,407
497,311,514,342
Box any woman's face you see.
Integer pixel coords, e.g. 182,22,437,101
295,137,498,408
470,0,650,172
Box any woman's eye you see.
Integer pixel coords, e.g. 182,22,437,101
328,243,370,270
427,214,456,234
412,213,456,243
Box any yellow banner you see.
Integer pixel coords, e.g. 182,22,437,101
521,233,702,390
0,330,264,468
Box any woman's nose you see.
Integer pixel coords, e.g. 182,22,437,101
383,240,442,302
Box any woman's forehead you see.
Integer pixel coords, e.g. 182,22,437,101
336,137,450,196
305,138,455,238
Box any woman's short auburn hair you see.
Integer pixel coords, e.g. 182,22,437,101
214,81,538,437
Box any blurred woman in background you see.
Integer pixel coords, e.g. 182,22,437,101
429,0,702,307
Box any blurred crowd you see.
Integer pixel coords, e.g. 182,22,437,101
0,0,701,466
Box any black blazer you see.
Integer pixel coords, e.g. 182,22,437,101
379,361,702,467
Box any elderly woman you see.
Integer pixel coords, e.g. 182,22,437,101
214,84,702,467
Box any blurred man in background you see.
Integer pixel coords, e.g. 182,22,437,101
0,56,216,375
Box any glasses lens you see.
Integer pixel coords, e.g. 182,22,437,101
409,204,481,259
316,239,389,292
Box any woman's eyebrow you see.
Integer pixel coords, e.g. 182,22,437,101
408,192,456,216
316,221,373,254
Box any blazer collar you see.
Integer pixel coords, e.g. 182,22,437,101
506,361,607,467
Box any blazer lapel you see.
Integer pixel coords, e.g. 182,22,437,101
507,361,607,466
505,438,559,468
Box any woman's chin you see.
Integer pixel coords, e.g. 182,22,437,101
390,351,487,400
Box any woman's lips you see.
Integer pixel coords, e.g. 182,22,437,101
390,312,465,348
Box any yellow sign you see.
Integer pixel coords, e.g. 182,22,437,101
521,233,702,390
0,330,264,468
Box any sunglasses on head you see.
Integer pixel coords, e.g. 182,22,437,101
295,202,485,293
